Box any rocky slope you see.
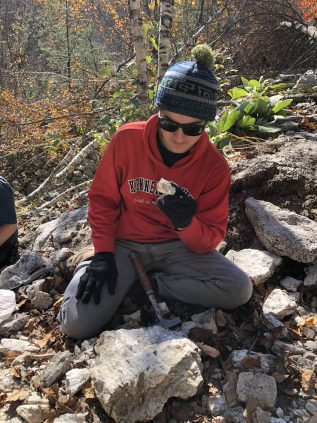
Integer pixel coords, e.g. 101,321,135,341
0,98,317,423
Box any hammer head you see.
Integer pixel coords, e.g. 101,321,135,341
157,315,181,329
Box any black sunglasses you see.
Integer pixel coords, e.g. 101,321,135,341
158,115,206,136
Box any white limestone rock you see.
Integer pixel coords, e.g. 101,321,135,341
245,198,317,263
225,249,282,285
53,414,89,423
262,289,297,318
65,368,91,396
32,205,87,250
0,338,39,354
16,403,51,423
92,326,203,423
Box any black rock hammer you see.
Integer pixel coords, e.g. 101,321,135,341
129,252,181,330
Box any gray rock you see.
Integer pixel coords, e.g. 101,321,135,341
245,198,317,263
262,289,297,318
53,414,88,423
288,355,317,372
271,340,305,356
301,327,315,339
255,407,272,423
223,406,247,423
30,291,53,310
262,313,286,334
40,351,73,387
293,408,310,418
48,248,74,273
0,313,29,336
304,260,317,286
65,368,90,396
191,308,217,333
0,252,47,290
16,404,51,423
231,349,278,373
0,367,20,392
305,399,317,415
204,394,228,416
92,326,203,423
275,408,284,418
225,249,282,285
304,341,317,352
236,372,277,408
32,206,87,250
294,70,317,92
279,73,302,82
280,276,303,292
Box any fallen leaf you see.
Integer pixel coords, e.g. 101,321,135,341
300,368,316,392
301,118,317,130
297,315,317,328
33,332,53,348
9,366,21,378
53,297,63,311
83,385,95,399
5,389,30,402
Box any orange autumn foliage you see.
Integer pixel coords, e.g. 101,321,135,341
297,0,317,21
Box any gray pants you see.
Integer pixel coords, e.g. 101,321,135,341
58,239,252,340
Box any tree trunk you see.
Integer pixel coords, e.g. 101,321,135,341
158,0,174,80
128,0,149,112
65,0,72,91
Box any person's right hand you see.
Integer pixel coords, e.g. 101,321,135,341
75,252,118,304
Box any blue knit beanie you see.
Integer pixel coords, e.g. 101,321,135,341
154,45,218,121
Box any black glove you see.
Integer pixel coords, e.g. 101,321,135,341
76,252,118,304
156,182,197,229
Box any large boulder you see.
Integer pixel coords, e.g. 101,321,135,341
92,326,203,423
32,206,88,251
245,198,317,263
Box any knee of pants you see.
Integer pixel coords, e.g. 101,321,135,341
57,263,107,340
58,303,99,340
225,268,253,309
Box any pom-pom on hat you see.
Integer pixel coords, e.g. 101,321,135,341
154,44,218,121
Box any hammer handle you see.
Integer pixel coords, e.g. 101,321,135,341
129,252,153,293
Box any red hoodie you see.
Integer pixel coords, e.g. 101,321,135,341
88,114,230,255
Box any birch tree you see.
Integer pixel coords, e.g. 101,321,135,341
128,0,149,111
158,0,174,80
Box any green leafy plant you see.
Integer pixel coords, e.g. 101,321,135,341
208,76,293,152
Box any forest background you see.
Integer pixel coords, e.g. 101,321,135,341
1,0,317,205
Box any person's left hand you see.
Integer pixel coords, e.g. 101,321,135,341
156,182,197,229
